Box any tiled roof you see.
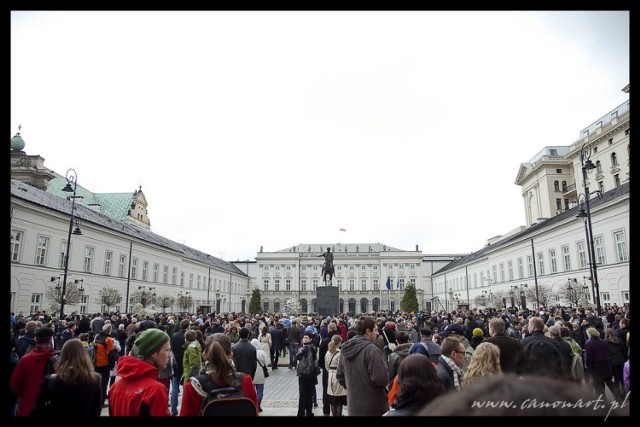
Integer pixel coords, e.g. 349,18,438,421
11,179,246,276
435,181,630,275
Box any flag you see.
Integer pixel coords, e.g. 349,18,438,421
385,276,391,290
339,228,346,232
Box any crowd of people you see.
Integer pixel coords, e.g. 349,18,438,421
9,302,630,416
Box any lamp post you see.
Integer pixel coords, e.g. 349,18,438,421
215,289,221,313
566,278,578,308
60,169,82,319
240,296,246,314
578,143,602,316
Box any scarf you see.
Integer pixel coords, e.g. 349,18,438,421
442,355,464,391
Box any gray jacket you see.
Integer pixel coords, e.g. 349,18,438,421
336,334,389,416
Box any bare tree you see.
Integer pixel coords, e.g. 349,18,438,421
557,282,581,308
525,284,554,309
96,286,123,312
131,289,156,308
176,294,192,312
157,295,175,313
46,281,83,314
284,298,302,316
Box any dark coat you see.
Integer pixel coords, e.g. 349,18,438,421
484,334,526,375
233,338,257,379
585,337,612,380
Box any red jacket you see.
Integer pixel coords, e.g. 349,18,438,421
11,346,55,416
179,372,258,416
108,355,170,416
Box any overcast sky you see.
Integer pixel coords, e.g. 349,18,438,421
11,11,629,261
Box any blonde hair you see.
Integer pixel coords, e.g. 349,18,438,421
462,342,501,389
328,334,342,353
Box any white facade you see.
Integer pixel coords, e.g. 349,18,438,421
10,180,250,316
252,243,461,315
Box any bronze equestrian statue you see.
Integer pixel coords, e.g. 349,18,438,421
319,247,334,285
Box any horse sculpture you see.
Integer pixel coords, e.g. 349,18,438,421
321,262,334,286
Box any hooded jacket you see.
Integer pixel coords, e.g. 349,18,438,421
336,334,388,416
10,345,54,416
108,355,170,416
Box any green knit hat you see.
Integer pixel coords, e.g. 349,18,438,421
135,328,169,358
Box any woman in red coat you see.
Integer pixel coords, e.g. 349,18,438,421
180,333,258,416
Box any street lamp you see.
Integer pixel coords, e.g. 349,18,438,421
60,169,82,319
240,296,246,314
215,289,221,313
577,143,602,316
566,278,578,308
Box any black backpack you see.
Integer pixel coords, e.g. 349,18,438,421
523,338,564,378
192,372,257,416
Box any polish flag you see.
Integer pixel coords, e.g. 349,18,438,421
339,228,346,232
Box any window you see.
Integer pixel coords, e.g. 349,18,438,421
83,247,94,272
549,250,557,273
601,293,610,302
564,199,570,210
172,267,177,285
554,181,560,192
611,152,618,166
275,265,280,270
313,279,318,291
263,279,269,291
373,265,379,270
562,181,567,192
596,160,602,173
263,302,269,313
301,265,307,271
189,273,193,288
197,275,201,289
614,230,628,262
30,293,42,315
527,256,533,277
598,181,605,194
286,265,291,270
337,279,342,291
349,265,354,270
131,258,138,280
398,278,405,289
153,263,159,282
536,253,545,275
410,278,416,287
361,279,367,291
35,236,49,266
562,246,571,271
59,241,67,269
180,271,185,286
162,266,169,284
373,279,379,290
361,265,366,270
399,264,405,269
285,279,291,291
10,229,22,262
556,199,562,210
492,265,497,283
594,236,606,266
608,138,614,145
517,258,524,279
349,279,355,291
301,280,306,292
142,261,149,281
275,279,280,291
556,169,562,174
264,265,269,270
119,255,127,277
614,174,620,188
313,265,318,271
104,251,113,275
577,241,587,269
499,263,505,282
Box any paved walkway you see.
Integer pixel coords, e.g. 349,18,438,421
102,353,348,416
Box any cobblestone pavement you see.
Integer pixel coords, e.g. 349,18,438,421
102,353,348,416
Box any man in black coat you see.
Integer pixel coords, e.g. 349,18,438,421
232,327,257,379
485,318,526,375
169,318,191,416
269,322,286,370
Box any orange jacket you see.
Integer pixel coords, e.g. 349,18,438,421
94,335,114,368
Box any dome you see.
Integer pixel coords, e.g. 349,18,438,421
10,130,25,151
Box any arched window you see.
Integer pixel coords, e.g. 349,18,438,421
561,181,567,192
611,152,618,166
360,298,368,314
554,181,560,192
596,160,602,173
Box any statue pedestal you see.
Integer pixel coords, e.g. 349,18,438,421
316,286,339,317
